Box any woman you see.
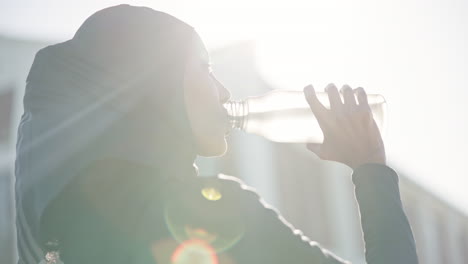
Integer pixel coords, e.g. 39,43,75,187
15,4,418,264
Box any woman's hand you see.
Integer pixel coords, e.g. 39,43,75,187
304,83,386,170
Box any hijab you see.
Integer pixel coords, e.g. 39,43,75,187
15,4,202,248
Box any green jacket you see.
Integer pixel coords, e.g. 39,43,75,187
36,159,418,264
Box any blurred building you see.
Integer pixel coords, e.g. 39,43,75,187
0,35,467,264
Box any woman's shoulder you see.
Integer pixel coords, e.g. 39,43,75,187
76,159,266,214
210,174,261,201
195,173,280,216
77,160,261,201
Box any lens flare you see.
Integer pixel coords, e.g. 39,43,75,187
201,188,222,201
185,226,218,243
171,239,218,264
164,185,245,253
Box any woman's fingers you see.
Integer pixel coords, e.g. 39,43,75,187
354,87,374,129
355,87,370,110
304,84,385,169
325,83,343,111
304,85,327,120
304,86,326,157
341,84,357,110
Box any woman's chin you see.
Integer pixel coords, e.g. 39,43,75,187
197,138,228,157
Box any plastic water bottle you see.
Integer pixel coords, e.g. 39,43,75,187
223,90,386,143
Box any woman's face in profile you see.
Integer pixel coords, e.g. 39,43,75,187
184,37,231,157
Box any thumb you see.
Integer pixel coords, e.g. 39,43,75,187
306,143,322,157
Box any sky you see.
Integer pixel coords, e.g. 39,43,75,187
1,0,468,214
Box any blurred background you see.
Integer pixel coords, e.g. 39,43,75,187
1,0,468,263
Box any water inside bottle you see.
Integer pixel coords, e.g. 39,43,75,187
225,90,386,143
244,108,323,143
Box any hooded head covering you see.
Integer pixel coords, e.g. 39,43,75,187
15,5,203,257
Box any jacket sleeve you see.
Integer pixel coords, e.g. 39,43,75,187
218,174,350,264
352,164,419,264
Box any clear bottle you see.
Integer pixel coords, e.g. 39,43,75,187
224,90,386,143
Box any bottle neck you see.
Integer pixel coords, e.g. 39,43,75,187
224,100,248,130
